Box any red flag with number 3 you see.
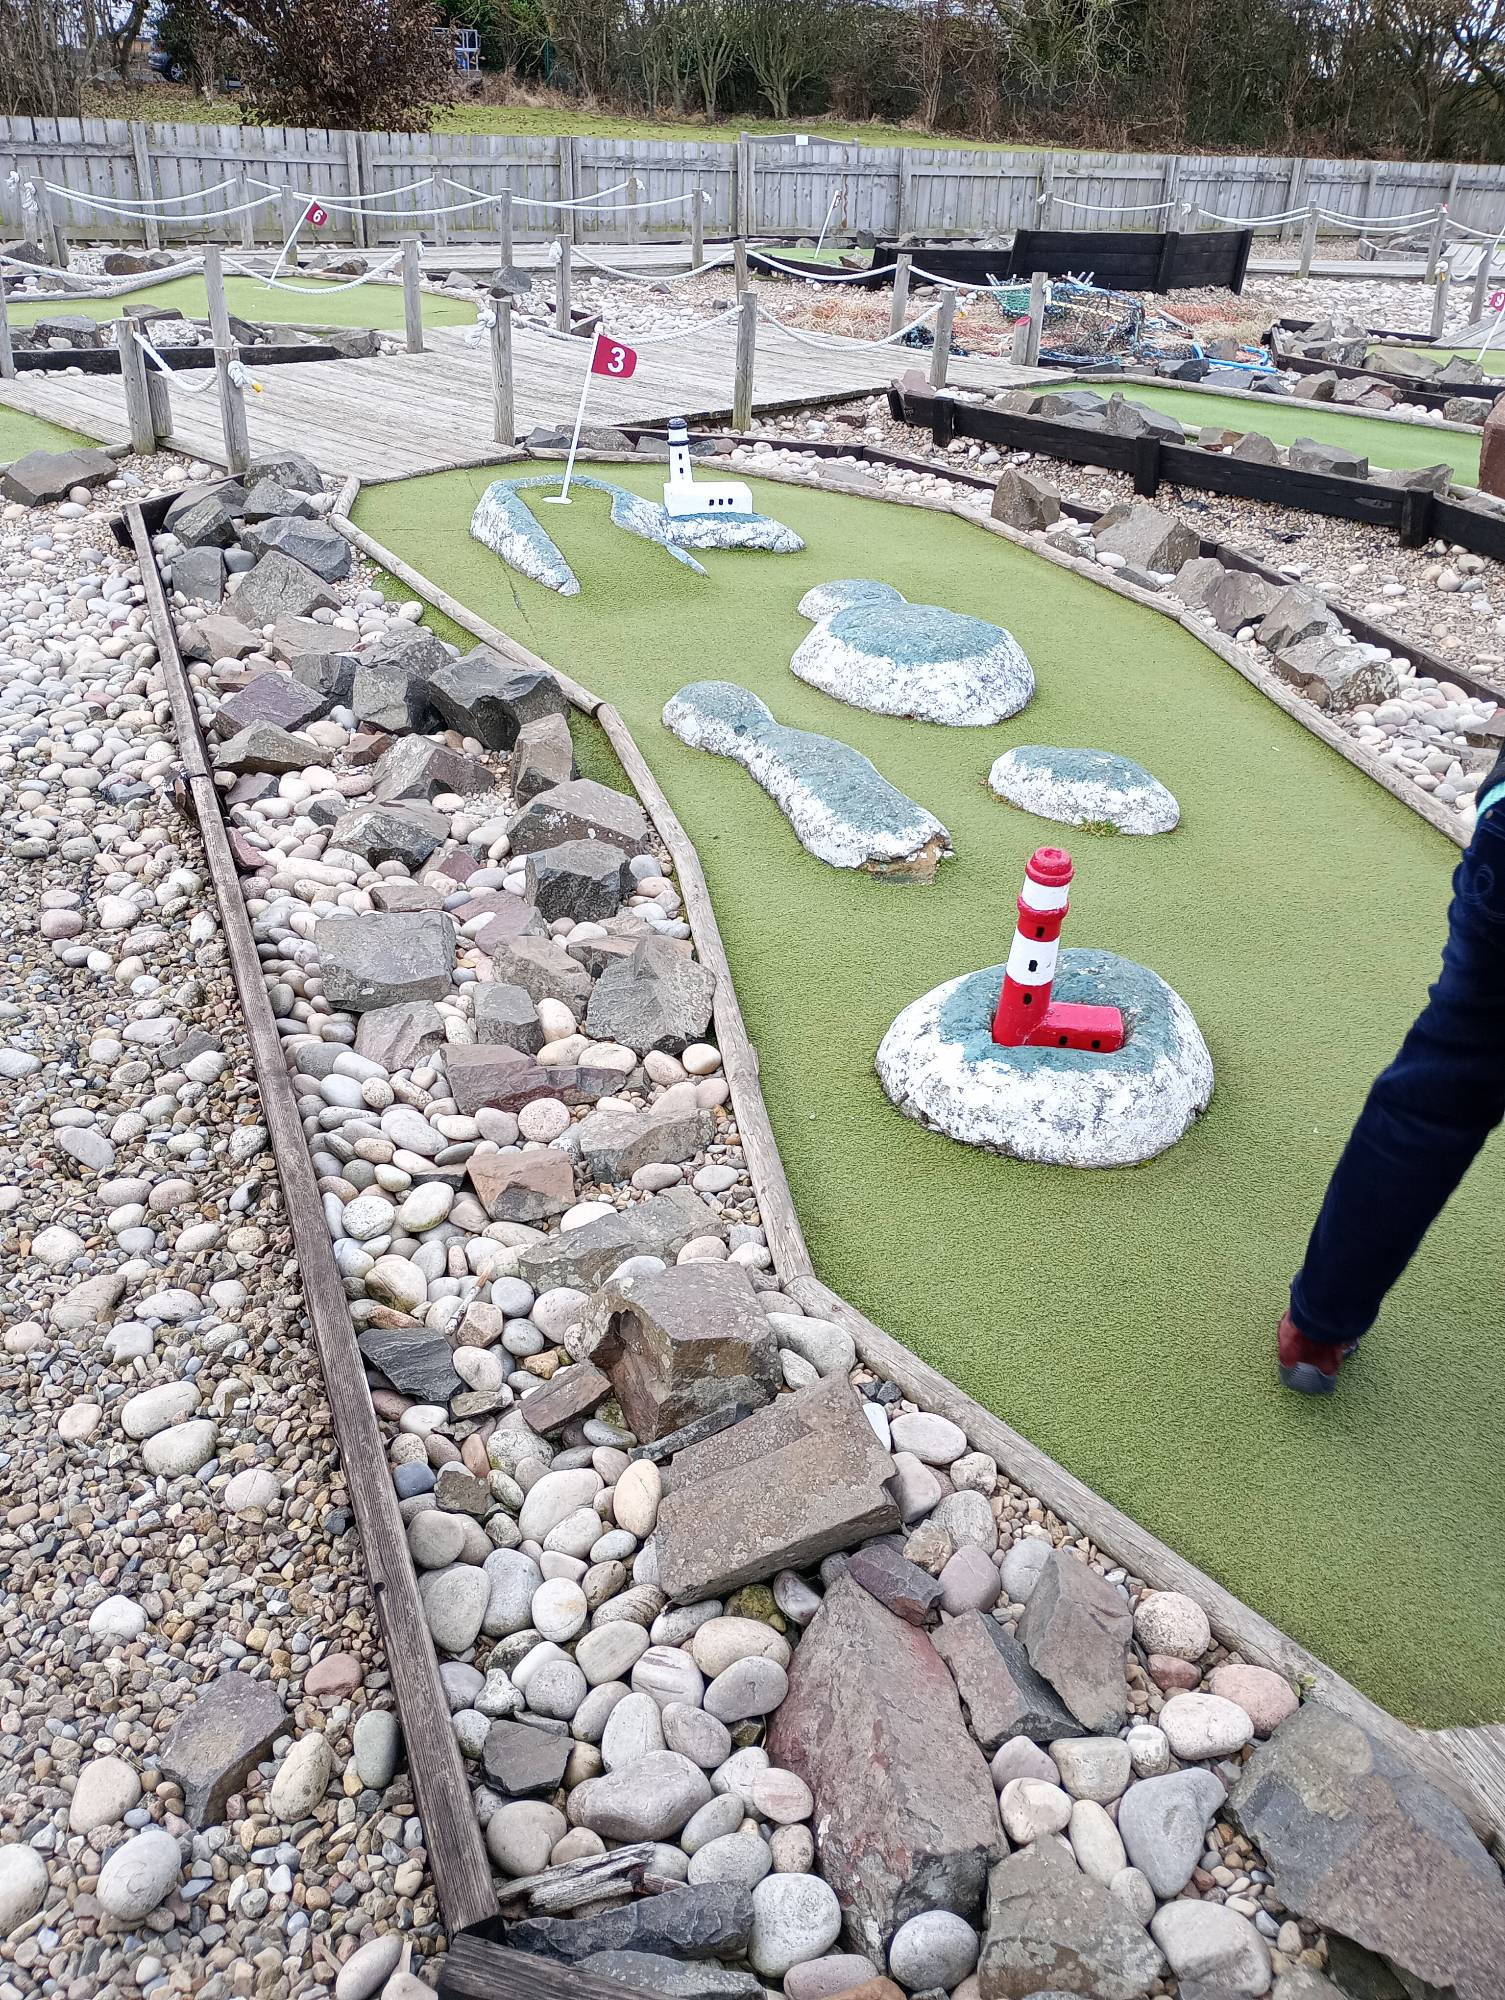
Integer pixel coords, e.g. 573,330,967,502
591,335,638,379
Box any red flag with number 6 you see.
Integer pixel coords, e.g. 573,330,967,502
305,203,328,228
591,334,638,379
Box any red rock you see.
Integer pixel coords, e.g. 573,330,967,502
1149,1654,1201,1691
304,1652,362,1697
1206,1663,1299,1737
1481,400,1505,498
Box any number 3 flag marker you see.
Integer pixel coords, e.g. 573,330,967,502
543,330,639,506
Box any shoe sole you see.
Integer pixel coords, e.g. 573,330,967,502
1279,1360,1339,1396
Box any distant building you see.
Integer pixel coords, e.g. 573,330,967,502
663,418,754,518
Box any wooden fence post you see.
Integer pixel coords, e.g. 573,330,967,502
1430,268,1450,340
346,131,368,251
1298,201,1318,279
125,308,171,442
431,170,449,251
1037,157,1054,231
402,235,424,353
1160,155,1181,228
499,190,513,269
0,282,14,379
118,312,157,453
1281,158,1304,242
897,154,913,242
733,291,757,432
734,237,749,295
1022,270,1046,367
35,182,68,268
736,133,753,240
204,244,250,475
237,174,256,254
560,137,580,244
889,251,912,336
930,285,956,389
626,175,641,247
281,187,303,269
129,123,160,251
1425,209,1446,283
1131,434,1162,498
690,186,704,270
555,235,571,332
1471,240,1495,323
490,296,513,447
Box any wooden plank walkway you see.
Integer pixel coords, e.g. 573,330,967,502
0,322,1042,481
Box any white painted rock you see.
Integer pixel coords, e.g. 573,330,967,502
988,744,1180,835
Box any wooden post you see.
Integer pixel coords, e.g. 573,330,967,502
1471,239,1494,323
129,123,161,252
490,297,513,446
281,187,303,269
733,237,749,295
1298,201,1318,279
431,171,449,251
1430,268,1450,340
555,234,571,332
1160,155,1181,229
36,182,68,269
402,235,423,353
1362,160,1379,235
690,186,704,270
626,175,641,247
560,137,579,245
118,312,157,453
889,251,912,335
897,154,913,243
1037,157,1055,231
1426,209,1447,282
732,291,756,432
346,131,368,251
0,282,14,380
237,173,256,253
736,133,753,240
1023,269,1046,367
929,285,956,389
204,244,250,475
1281,157,1304,242
125,309,171,442
499,189,513,269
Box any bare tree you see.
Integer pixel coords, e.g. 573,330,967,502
544,0,621,99
210,0,454,131
736,0,829,120
679,0,737,119
0,0,107,117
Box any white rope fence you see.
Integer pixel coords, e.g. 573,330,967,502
750,251,901,283
132,327,259,396
222,249,404,294
573,244,735,284
757,299,942,348
1053,194,1178,216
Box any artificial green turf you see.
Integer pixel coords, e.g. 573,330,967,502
0,407,99,462
1383,345,1505,379
356,462,1505,1727
1061,378,1482,486
5,274,476,335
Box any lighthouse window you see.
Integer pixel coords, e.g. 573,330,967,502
1034,923,1045,938
1091,1039,1101,1049
1022,993,1032,1007
1027,958,1038,972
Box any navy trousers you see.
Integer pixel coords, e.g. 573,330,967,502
1290,797,1505,1346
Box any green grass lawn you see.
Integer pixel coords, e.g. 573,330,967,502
1063,378,1482,485
6,274,476,335
355,462,1505,1728
0,406,99,462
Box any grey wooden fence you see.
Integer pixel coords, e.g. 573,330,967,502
3,115,1503,250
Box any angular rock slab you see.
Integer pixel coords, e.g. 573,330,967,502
663,680,953,881
507,777,651,858
314,911,456,1013
932,1611,1086,1750
1016,1547,1133,1735
988,745,1179,837
1230,1703,1505,2000
509,1884,754,1963
586,936,715,1056
976,1837,1164,1999
159,1673,288,1828
656,1374,900,1605
516,1186,725,1293
1,445,118,506
585,1260,781,1442
428,649,567,752
876,951,1213,1169
792,585,1034,727
764,1575,1003,1960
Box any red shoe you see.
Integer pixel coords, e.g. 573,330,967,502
1278,1313,1355,1396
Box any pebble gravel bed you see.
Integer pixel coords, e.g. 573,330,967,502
0,457,441,1999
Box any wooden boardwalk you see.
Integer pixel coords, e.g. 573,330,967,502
0,321,1041,482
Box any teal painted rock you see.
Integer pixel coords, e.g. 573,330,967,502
876,951,1212,1167
793,583,1034,726
989,745,1180,835
662,680,953,881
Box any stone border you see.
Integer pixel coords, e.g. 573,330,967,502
323,463,1502,1852
1051,365,1484,440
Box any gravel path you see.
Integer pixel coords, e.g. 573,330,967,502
0,459,440,1997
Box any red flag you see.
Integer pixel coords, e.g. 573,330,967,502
305,202,329,228
591,334,638,380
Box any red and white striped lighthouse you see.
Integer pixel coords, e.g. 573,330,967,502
991,846,1125,1052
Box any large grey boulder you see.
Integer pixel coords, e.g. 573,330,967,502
1288,437,1369,479
1,446,118,507
991,468,1061,533
314,911,457,1012
356,1002,445,1069
488,934,593,1013
584,1261,779,1442
370,736,493,803
245,451,323,495
472,981,543,1054
976,1837,1164,1999
230,552,339,626
515,1187,725,1292
1230,431,1280,464
507,776,651,857
212,672,326,738
525,840,633,924
213,722,328,776
1117,1769,1226,1897
239,515,352,581
328,802,449,870
1171,556,1228,611
511,712,577,802
1230,1703,1505,2000
171,545,227,607
1205,568,1281,636
1091,502,1199,574
586,936,715,1055
656,1376,900,1606
173,493,249,552
427,649,567,750
1256,586,1339,653
351,659,434,735
574,1100,711,1185
1273,635,1399,712
764,1574,1002,1960
242,477,314,523
159,1674,287,1828
1102,393,1184,443
1016,1548,1132,1733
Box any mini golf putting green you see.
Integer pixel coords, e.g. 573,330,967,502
1383,345,1505,379
5,273,476,335
357,462,1505,1727
0,406,99,462
1061,378,1482,485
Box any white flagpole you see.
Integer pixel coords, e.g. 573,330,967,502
543,330,601,506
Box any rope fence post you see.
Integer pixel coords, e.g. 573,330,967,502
1037,158,1054,231
734,237,749,295
125,308,171,443
1471,239,1496,324
401,236,424,352
204,243,250,475
118,313,156,452
560,137,580,245
889,251,912,336
555,234,571,333
691,186,704,270
237,174,257,253
0,281,14,380
36,182,69,269
733,291,757,432
1430,266,1450,340
128,122,161,252
626,175,641,248
498,189,513,269
1023,269,1046,367
431,171,449,251
1426,210,1447,283
281,188,303,269
929,285,956,389
490,297,513,446
1298,200,1318,279
347,132,369,251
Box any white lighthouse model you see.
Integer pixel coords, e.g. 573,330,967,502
663,418,754,520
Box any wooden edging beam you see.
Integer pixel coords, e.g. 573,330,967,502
327,465,1498,1846
124,504,498,1936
